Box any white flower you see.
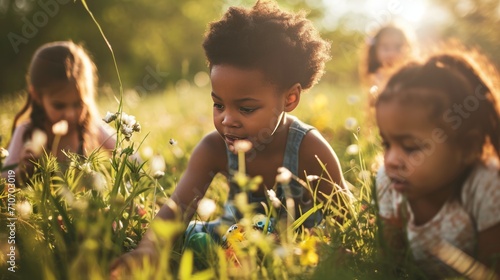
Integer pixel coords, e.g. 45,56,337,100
0,147,9,159
91,171,107,192
369,85,379,95
52,120,68,136
267,189,281,208
346,144,359,155
120,112,137,127
306,175,320,182
24,129,47,156
16,200,32,219
196,198,217,221
344,117,358,131
276,167,292,185
142,146,154,159
358,170,371,181
102,111,117,123
80,162,92,174
150,155,166,174
234,139,252,153
153,170,165,179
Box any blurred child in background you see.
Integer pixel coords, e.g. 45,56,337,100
2,41,115,185
375,49,500,278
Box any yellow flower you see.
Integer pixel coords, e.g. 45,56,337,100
299,237,319,266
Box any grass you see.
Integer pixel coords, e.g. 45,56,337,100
0,82,408,279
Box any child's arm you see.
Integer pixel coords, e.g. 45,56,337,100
299,129,351,204
1,124,35,184
110,132,226,275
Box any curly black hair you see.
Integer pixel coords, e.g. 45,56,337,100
202,0,330,91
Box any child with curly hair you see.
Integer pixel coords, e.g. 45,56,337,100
375,49,500,278
111,0,351,275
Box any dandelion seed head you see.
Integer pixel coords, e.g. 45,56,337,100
25,129,47,156
91,171,107,192
306,175,320,182
344,117,358,131
196,198,217,221
52,120,68,136
346,144,359,155
16,200,32,219
276,167,292,184
151,155,166,173
234,139,252,153
153,170,165,179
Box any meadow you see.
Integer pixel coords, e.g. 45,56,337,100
0,80,431,280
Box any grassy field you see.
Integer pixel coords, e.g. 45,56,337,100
0,83,420,280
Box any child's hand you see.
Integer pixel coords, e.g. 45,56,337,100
109,245,157,279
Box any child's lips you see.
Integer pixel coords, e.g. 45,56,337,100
389,177,409,192
224,134,245,145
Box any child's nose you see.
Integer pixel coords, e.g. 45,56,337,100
221,112,239,127
63,108,77,120
384,148,402,170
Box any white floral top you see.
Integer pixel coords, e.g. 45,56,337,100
376,163,500,278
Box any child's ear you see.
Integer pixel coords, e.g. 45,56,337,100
29,85,41,104
284,83,301,112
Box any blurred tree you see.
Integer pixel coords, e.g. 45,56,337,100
433,0,500,67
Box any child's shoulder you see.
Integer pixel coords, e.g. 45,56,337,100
462,161,499,195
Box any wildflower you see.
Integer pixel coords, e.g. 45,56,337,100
344,117,358,131
369,85,379,96
102,111,118,123
151,154,166,174
119,112,141,140
197,198,217,221
0,147,8,159
80,162,92,174
137,205,147,217
267,189,281,208
112,220,124,232
233,139,252,153
276,167,292,185
16,200,32,219
153,170,165,179
141,146,154,159
169,138,177,145
306,175,320,182
52,120,68,136
24,129,47,156
346,144,359,155
91,171,107,192
298,237,319,266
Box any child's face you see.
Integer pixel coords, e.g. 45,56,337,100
376,32,406,68
39,81,84,130
376,101,466,202
210,65,288,152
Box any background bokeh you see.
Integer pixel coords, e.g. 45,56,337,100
1,0,499,97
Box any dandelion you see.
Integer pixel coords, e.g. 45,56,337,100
16,200,32,219
0,147,8,159
306,175,320,182
346,144,359,155
276,167,292,185
91,171,107,192
196,198,217,221
267,189,281,208
344,117,358,131
234,139,252,153
153,170,165,179
24,129,47,156
102,111,118,123
150,155,166,174
52,120,68,136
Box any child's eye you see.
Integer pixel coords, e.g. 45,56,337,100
213,103,224,110
381,140,389,150
53,103,66,110
240,107,256,114
402,145,421,154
